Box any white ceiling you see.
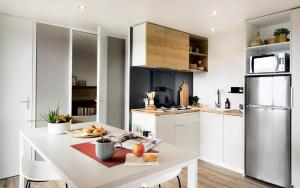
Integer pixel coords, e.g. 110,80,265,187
0,0,299,38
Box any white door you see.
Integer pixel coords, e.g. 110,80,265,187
223,115,243,172
97,25,108,123
201,112,223,163
292,8,300,187
0,15,33,178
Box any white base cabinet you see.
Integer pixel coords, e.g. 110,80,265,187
132,111,244,173
199,112,244,174
132,112,199,154
224,115,244,172
200,112,223,163
175,123,198,153
131,113,175,144
156,115,175,144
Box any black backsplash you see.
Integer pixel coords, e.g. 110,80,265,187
130,67,193,109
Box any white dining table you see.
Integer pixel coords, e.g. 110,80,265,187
19,122,198,188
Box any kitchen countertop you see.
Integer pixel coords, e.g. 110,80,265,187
131,107,243,117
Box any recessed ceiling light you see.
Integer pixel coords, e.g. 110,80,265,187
79,5,87,10
210,28,215,32
212,10,218,16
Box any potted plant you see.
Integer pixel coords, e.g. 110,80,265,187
190,96,199,106
41,108,72,135
274,28,290,43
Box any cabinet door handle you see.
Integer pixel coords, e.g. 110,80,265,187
176,123,194,127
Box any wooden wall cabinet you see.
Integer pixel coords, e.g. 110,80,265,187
146,23,166,67
132,22,207,72
165,28,189,70
132,22,166,68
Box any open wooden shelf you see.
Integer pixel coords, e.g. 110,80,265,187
189,35,208,72
246,42,290,52
189,52,208,57
184,69,207,73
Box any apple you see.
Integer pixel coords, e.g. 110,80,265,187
132,142,145,157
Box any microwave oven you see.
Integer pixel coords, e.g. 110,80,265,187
250,53,290,74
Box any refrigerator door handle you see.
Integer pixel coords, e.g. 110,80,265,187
246,104,291,110
291,86,294,108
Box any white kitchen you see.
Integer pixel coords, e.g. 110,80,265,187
1,1,300,188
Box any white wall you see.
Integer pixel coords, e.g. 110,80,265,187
193,31,244,109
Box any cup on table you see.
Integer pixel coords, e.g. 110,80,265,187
95,138,116,160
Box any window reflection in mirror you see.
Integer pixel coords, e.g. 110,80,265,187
72,31,97,123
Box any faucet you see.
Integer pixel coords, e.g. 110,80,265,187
215,89,221,108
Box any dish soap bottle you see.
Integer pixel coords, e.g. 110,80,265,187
225,98,231,109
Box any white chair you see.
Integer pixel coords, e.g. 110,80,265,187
21,153,68,188
141,169,182,188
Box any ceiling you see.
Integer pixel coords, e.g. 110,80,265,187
0,0,299,38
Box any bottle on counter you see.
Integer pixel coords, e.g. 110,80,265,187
225,98,231,109
144,97,149,109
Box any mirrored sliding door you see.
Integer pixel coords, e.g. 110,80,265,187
72,31,97,123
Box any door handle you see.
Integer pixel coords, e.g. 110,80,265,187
291,86,294,108
246,104,291,110
19,97,30,110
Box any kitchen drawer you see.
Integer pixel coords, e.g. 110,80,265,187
174,112,199,126
156,115,175,144
175,122,199,153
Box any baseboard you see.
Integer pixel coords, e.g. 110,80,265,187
198,156,244,174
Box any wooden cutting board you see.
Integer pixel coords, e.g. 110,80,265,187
180,80,189,106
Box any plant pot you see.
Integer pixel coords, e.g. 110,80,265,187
48,122,70,135
275,33,287,43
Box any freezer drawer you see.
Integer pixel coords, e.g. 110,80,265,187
246,76,291,107
245,106,291,187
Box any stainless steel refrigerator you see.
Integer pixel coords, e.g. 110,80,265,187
245,75,291,187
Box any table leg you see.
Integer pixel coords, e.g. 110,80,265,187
19,132,25,188
187,159,198,188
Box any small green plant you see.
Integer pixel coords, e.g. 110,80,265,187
41,108,59,123
190,96,199,105
41,107,71,123
274,28,290,36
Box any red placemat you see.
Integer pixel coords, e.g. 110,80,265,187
71,142,157,168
